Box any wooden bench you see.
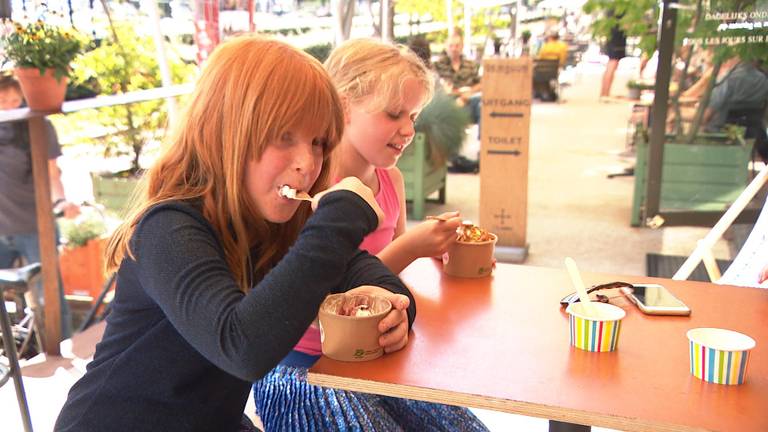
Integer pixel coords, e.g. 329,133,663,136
396,132,446,220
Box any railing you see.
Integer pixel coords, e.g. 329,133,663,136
0,85,192,355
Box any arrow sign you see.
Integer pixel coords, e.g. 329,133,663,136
487,149,521,156
490,111,524,118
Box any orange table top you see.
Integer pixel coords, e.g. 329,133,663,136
309,258,768,432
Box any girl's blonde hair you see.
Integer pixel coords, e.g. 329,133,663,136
105,35,344,291
324,38,434,113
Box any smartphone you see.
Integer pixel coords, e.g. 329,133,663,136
621,284,691,316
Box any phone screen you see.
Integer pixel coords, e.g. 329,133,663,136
632,284,687,308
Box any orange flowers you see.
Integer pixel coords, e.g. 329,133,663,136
1,17,84,80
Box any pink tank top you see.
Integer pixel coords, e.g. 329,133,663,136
292,168,400,356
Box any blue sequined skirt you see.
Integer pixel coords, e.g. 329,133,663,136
253,365,489,432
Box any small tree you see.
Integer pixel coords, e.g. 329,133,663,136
67,24,196,175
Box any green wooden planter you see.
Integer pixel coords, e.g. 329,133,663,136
396,132,447,220
91,173,142,214
631,133,753,226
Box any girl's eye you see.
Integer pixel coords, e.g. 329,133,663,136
386,111,402,120
312,137,327,149
280,132,294,144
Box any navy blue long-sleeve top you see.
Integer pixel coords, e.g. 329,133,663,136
55,191,416,432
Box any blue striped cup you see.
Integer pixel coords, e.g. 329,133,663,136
565,302,626,352
687,328,756,385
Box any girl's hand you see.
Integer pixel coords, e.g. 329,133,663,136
313,176,384,227
405,211,462,258
346,285,411,354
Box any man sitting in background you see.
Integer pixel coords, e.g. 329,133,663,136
434,29,482,125
703,60,768,161
537,31,568,68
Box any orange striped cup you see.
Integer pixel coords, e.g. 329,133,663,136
565,302,626,352
687,328,756,385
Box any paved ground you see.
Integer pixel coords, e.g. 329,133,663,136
2,58,746,432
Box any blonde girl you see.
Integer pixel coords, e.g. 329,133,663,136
253,38,486,432
55,35,415,432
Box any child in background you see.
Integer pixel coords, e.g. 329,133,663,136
253,38,486,431
55,36,416,432
0,74,78,338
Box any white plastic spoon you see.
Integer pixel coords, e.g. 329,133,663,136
565,257,596,316
279,185,314,203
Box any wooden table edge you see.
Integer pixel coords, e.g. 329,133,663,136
307,371,711,432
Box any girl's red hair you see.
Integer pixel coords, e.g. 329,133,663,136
105,35,344,290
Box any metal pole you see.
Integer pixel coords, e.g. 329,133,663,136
645,0,677,221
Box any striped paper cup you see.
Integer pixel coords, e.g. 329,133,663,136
565,302,626,352
687,328,756,385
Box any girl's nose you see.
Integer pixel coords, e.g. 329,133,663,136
399,119,416,138
293,142,317,174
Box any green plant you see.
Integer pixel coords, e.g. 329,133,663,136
59,211,108,248
304,43,332,63
1,16,85,80
63,23,195,175
583,0,660,56
415,90,470,165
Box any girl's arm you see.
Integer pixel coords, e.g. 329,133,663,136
376,167,461,274
131,191,378,382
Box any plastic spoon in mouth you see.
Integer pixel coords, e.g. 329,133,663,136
279,185,313,203
565,257,596,316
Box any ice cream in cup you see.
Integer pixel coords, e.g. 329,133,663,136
565,302,626,352
687,327,756,385
442,221,497,278
318,292,392,362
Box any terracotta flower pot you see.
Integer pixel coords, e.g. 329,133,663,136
59,238,107,302
14,67,68,111
442,233,497,278
318,292,392,362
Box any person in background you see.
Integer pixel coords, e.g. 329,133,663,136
702,60,768,161
252,38,486,431
434,28,482,125
537,31,568,68
55,35,416,432
0,73,77,339
600,18,627,100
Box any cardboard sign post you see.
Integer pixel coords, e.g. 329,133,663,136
479,58,532,262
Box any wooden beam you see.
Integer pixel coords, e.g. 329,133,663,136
28,117,62,355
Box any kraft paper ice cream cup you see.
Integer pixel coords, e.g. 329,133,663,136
442,233,497,278
318,293,392,362
566,302,626,352
687,328,756,385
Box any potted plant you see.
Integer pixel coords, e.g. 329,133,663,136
1,15,85,110
58,209,109,301
61,23,195,214
630,124,753,226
